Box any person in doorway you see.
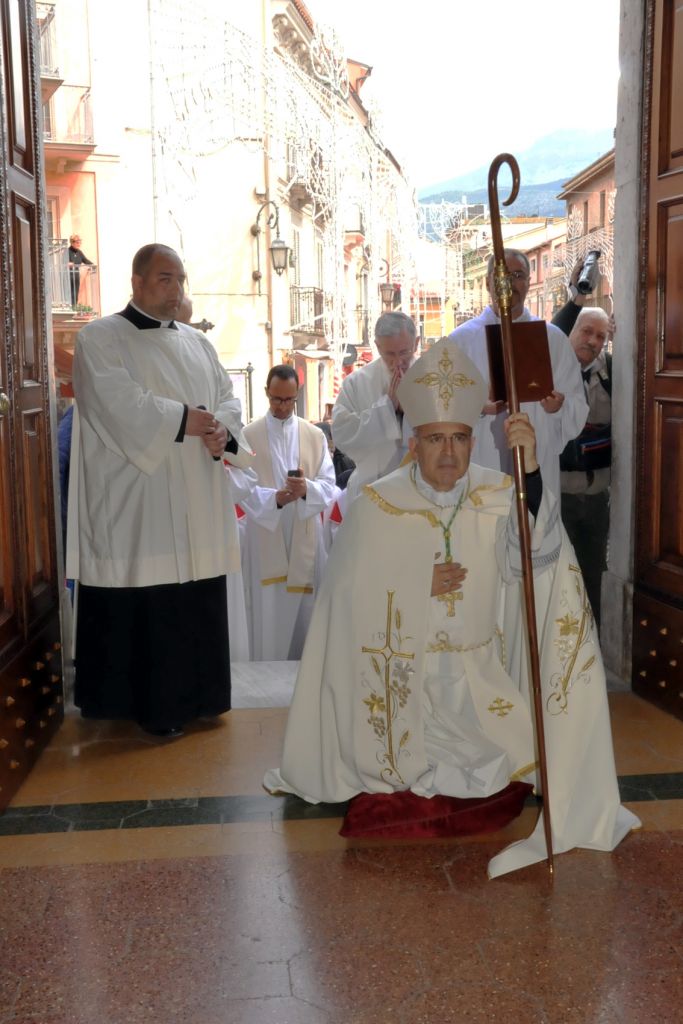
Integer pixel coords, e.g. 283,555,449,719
560,307,612,626
68,243,252,737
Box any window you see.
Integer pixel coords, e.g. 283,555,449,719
542,254,549,269
599,191,606,228
583,201,589,236
45,196,60,240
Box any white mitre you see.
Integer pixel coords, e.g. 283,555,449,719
397,339,487,427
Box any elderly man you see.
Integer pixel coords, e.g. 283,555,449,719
331,311,418,501
67,233,95,308
450,249,587,502
560,307,612,626
68,243,252,737
265,339,637,878
240,364,336,660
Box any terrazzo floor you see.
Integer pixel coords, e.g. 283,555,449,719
1,666,682,1024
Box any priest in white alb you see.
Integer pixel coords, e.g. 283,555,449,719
240,365,336,660
68,244,253,738
265,339,638,878
449,249,588,502
331,311,419,502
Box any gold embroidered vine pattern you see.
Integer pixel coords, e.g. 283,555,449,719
361,591,415,784
547,565,595,715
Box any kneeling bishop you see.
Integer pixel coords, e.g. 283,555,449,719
265,339,639,878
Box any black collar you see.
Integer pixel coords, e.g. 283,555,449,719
117,303,178,330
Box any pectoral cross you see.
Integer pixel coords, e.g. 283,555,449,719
437,590,463,617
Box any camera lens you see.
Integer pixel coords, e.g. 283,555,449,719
576,250,601,295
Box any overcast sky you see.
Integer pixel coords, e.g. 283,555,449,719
309,0,621,191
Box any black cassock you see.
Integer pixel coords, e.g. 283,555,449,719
75,575,231,731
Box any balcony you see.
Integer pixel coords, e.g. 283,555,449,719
48,238,99,316
49,238,99,397
290,286,325,337
284,141,323,208
37,2,63,102
43,85,95,163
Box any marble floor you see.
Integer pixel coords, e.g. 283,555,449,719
1,666,682,1024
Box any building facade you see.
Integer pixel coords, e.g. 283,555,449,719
39,0,419,420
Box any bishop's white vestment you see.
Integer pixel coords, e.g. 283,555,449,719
241,413,336,661
331,357,414,502
450,308,588,502
265,461,639,878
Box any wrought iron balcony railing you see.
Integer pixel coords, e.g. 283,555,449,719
43,85,94,146
290,286,325,335
37,2,59,77
48,238,99,315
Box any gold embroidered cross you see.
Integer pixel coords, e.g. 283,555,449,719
414,349,476,413
488,697,514,717
437,590,463,617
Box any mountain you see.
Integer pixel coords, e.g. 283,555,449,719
422,179,567,220
418,128,615,200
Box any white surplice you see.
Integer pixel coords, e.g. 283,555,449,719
67,314,251,588
331,357,414,502
265,461,639,879
450,307,588,502
240,413,336,660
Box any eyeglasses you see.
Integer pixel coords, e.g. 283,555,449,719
417,432,470,448
267,394,297,406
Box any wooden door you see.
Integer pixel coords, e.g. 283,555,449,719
633,0,683,718
0,0,63,810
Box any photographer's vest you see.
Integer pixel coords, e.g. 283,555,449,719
243,416,324,592
560,353,612,474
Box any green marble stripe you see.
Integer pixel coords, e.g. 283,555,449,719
0,773,681,837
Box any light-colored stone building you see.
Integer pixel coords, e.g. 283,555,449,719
40,0,419,420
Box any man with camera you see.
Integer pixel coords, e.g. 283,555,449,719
240,365,336,660
559,307,612,627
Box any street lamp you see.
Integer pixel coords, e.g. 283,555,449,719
378,258,395,309
251,200,290,295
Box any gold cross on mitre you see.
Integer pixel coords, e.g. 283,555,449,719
414,348,476,414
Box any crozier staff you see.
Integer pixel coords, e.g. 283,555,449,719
265,338,638,879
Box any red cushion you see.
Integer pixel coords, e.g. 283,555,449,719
339,782,533,839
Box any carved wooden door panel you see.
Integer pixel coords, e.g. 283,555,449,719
633,0,683,718
0,0,62,811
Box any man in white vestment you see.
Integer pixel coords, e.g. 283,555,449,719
265,339,638,878
449,249,588,502
241,365,336,660
331,311,418,502
67,244,252,737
